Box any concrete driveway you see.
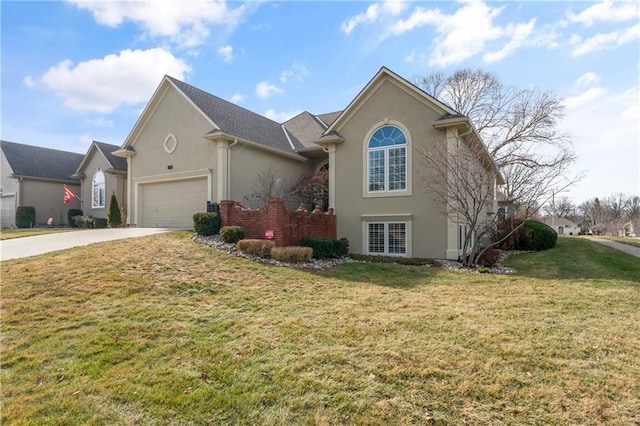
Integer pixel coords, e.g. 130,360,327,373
0,228,174,261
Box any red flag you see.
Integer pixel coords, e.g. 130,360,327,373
63,185,76,204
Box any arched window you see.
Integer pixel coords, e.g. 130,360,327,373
367,125,407,192
92,170,106,208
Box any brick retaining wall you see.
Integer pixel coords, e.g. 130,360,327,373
220,198,336,246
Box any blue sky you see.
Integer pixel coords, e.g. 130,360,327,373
1,0,638,204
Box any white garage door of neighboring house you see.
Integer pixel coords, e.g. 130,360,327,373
140,178,208,228
1,194,16,228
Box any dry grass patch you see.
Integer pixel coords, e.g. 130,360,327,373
2,232,639,424
0,227,75,240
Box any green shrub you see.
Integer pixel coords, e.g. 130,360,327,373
15,206,36,228
334,238,350,257
516,220,557,251
220,226,245,243
68,209,83,228
108,193,122,228
236,239,274,258
271,246,313,263
349,253,434,266
300,237,334,258
193,212,221,236
94,217,108,228
73,215,94,228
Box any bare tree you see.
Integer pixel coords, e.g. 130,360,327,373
418,129,578,266
414,69,582,210
252,166,289,206
625,195,640,220
543,195,575,219
289,170,328,208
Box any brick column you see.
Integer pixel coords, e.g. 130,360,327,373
220,200,234,227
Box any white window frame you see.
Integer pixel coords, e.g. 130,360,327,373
92,170,106,208
366,221,408,256
363,121,412,198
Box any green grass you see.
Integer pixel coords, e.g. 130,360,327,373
1,233,639,424
0,227,75,240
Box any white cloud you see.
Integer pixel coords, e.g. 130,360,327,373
563,87,607,109
567,0,640,27
264,108,302,122
229,93,245,104
27,48,190,113
85,117,115,128
575,72,600,87
572,23,640,56
341,4,380,35
483,19,536,63
561,85,639,202
255,81,283,99
67,0,246,48
218,44,233,63
279,63,309,83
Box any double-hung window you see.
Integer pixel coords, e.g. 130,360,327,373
92,170,106,208
367,125,407,193
367,221,407,256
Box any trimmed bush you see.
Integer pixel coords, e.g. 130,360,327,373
334,238,350,257
300,237,334,258
476,248,503,267
301,236,350,258
220,226,245,243
73,215,94,228
193,212,221,236
68,209,83,228
108,193,122,228
94,217,108,228
516,220,557,251
271,246,313,263
15,206,36,228
236,239,275,258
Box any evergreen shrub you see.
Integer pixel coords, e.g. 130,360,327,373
193,212,221,236
15,206,36,228
220,226,245,243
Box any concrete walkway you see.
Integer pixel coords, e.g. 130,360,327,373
0,228,173,261
584,237,640,258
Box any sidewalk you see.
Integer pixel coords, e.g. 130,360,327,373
0,228,172,261
583,237,640,258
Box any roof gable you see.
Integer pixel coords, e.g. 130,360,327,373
325,67,457,135
76,141,127,175
1,140,83,182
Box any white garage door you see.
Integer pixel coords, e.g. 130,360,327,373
1,194,16,228
140,178,208,228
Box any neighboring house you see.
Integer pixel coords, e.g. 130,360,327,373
72,141,127,220
623,220,640,237
1,140,83,227
114,67,502,259
543,217,580,235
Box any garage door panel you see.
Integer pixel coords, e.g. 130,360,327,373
141,178,207,227
1,194,16,228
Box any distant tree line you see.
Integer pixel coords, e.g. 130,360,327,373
544,193,640,233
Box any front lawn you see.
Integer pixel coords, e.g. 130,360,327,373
0,227,75,240
1,233,638,424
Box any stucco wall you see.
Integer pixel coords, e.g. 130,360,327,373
130,85,218,192
80,149,127,219
20,179,81,225
333,78,450,258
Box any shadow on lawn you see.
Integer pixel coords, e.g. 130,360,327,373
504,237,640,285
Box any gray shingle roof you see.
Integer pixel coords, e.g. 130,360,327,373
316,111,342,128
282,112,328,149
167,76,303,154
1,140,83,182
94,141,127,171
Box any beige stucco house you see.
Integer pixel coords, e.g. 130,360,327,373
72,141,127,220
114,67,502,259
1,140,82,227
543,217,580,235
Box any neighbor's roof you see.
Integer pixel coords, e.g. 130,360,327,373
543,217,578,227
167,76,304,154
1,140,83,183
